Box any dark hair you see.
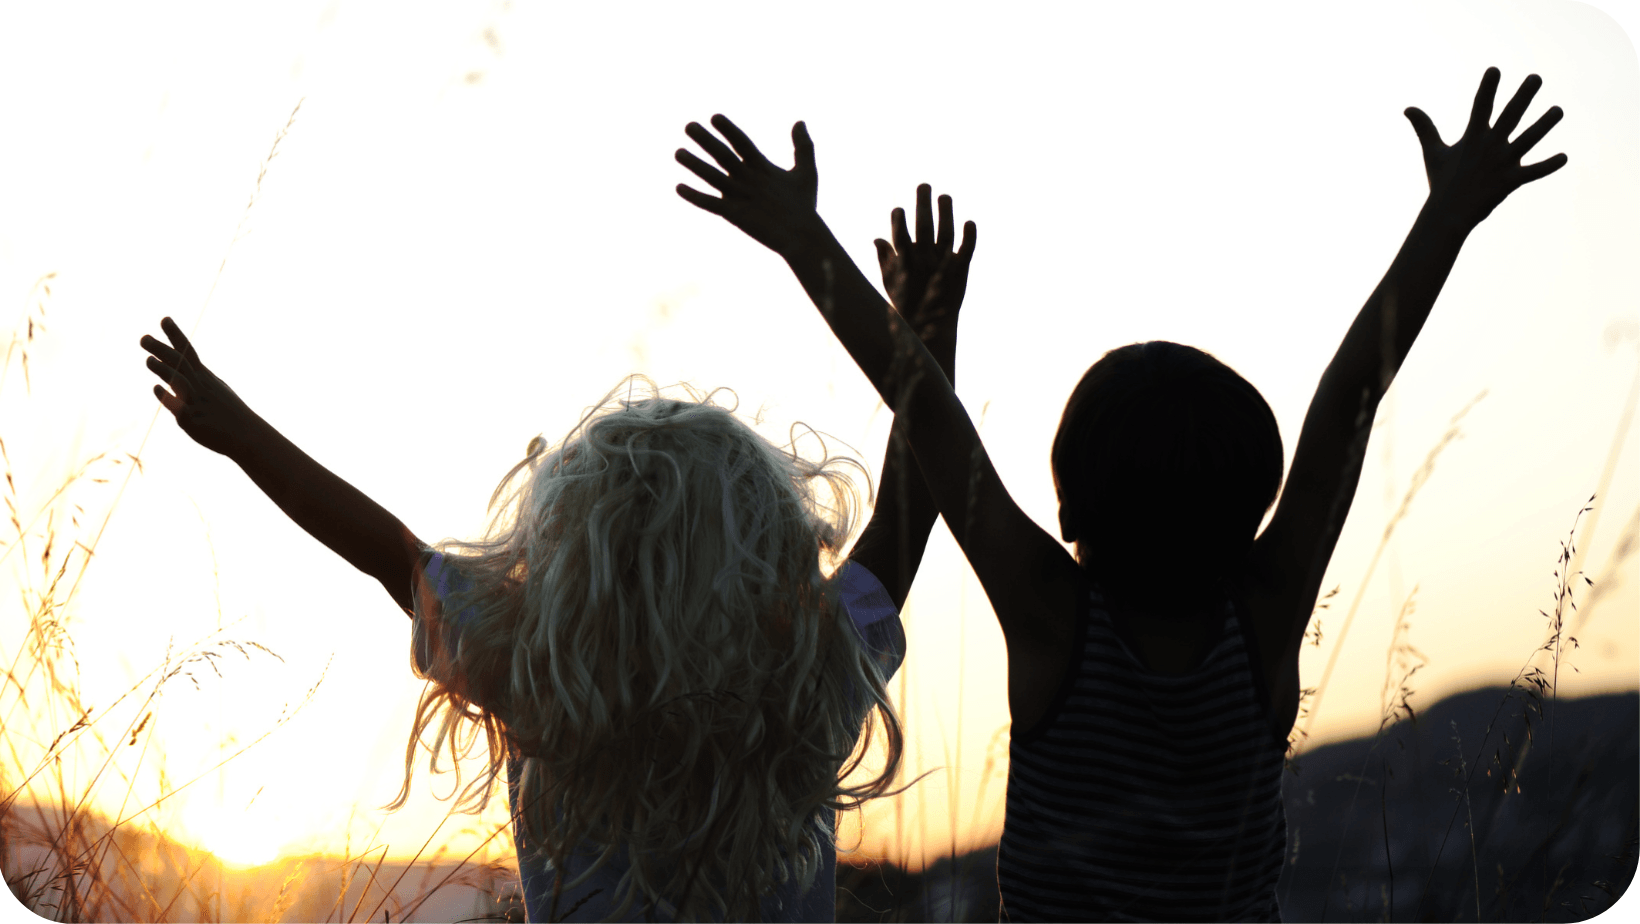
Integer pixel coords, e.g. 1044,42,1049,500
1050,341,1283,614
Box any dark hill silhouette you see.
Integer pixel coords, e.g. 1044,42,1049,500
836,687,1637,922
1279,686,1636,922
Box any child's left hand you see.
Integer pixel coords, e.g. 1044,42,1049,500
1405,68,1566,228
676,115,823,257
874,184,977,356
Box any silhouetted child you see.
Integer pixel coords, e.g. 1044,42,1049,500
138,200,974,920
677,67,1565,921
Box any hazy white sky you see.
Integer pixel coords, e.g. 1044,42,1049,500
2,0,1636,871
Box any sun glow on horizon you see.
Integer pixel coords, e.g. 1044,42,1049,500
180,803,288,870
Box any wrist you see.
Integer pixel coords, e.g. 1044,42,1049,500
1418,194,1479,240
226,412,281,467
776,212,838,263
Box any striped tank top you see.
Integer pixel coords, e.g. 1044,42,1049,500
997,584,1287,922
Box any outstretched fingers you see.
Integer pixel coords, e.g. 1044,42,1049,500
1517,152,1569,186
1493,73,1543,138
143,354,185,390
144,317,197,414
140,333,180,368
159,317,200,366
956,219,977,262
709,115,769,167
153,383,185,416
143,318,199,383
914,184,934,247
675,182,726,215
890,206,912,257
1510,105,1564,158
1467,66,1502,135
684,122,744,175
936,194,954,254
675,147,739,193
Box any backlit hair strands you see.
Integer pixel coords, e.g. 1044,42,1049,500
387,376,905,921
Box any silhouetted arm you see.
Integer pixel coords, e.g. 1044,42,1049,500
1255,69,1567,651
142,318,424,612
676,117,1079,669
847,185,971,608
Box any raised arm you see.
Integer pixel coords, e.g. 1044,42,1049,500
846,185,971,607
676,118,1081,696
1254,69,1567,645
141,317,424,612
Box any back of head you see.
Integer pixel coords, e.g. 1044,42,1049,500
404,378,902,921
1051,342,1283,615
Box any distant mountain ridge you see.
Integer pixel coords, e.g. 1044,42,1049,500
836,686,1638,922
1278,686,1636,922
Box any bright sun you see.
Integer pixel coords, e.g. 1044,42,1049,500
183,807,284,869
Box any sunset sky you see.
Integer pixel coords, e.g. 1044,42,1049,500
2,0,1636,875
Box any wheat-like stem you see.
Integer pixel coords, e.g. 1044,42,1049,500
1295,391,1485,758
1410,498,1594,921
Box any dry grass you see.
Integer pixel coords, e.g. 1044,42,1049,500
0,296,525,923
0,102,530,922
1279,382,1640,921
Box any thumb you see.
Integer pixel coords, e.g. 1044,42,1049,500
792,121,816,177
873,238,895,274
957,220,978,262
1403,107,1442,152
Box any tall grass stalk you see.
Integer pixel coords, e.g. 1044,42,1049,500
1294,390,1486,759
1562,338,1640,641
1561,334,1640,612
1402,497,1596,921
1315,586,1424,922
1284,369,1628,922
3,98,521,920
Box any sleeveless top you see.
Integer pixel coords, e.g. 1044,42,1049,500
996,584,1287,922
411,553,905,922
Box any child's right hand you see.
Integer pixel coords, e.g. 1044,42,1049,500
874,184,977,357
675,115,824,257
141,317,259,458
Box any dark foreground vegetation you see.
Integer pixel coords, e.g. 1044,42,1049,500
836,687,1638,923
1279,687,1636,922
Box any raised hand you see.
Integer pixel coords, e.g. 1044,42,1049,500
1404,67,1567,228
141,317,258,457
675,115,822,256
874,184,977,354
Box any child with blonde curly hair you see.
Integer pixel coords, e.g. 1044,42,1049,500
139,196,974,921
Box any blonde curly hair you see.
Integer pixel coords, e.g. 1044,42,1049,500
387,377,905,921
